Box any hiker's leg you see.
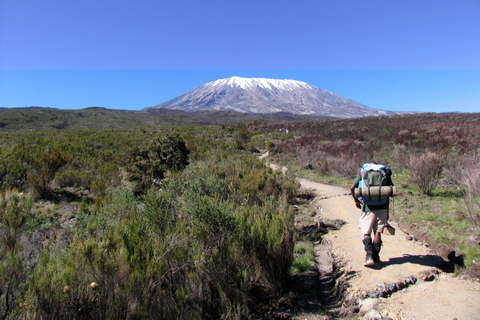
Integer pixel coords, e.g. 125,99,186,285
372,231,383,263
359,211,375,236
359,212,376,266
371,209,388,264
363,235,375,266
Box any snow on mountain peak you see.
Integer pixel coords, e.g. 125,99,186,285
209,76,310,91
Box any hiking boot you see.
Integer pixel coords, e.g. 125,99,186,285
364,254,375,266
372,241,382,264
363,237,376,267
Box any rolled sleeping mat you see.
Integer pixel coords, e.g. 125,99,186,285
354,186,397,199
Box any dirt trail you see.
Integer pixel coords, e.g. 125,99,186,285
299,178,480,320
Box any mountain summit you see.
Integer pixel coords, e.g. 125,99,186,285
147,77,397,118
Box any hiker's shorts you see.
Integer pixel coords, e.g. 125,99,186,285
359,209,388,235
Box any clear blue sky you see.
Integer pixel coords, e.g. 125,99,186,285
1,0,479,112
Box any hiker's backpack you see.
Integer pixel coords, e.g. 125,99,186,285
358,163,390,205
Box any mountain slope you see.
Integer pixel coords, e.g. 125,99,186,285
147,77,400,118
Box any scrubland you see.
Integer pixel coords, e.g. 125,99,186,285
0,111,479,319
261,112,480,270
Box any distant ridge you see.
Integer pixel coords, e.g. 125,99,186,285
147,76,403,118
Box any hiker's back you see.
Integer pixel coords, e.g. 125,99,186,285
358,163,393,205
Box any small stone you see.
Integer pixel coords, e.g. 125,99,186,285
385,283,397,293
363,309,382,320
423,274,435,281
396,281,405,290
348,304,360,314
359,299,379,317
368,291,381,299
404,275,417,286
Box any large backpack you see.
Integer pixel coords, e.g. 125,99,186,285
358,163,389,205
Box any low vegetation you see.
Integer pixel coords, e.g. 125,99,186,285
260,112,480,268
0,107,329,131
0,122,300,319
0,109,479,318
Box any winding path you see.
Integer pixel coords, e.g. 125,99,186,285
299,178,480,319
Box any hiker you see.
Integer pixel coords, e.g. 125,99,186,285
350,164,394,267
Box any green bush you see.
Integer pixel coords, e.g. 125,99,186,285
21,154,295,319
0,190,32,319
128,134,190,195
28,150,67,199
0,122,306,318
291,241,315,273
55,169,92,189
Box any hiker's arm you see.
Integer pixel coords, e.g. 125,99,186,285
350,184,362,209
351,174,362,208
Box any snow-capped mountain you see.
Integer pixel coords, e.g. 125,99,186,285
147,77,399,118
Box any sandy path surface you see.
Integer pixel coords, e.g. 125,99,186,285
299,178,480,319
265,158,480,319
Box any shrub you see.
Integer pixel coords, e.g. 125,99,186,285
0,160,28,190
446,153,480,228
55,169,92,189
0,190,32,319
265,141,275,150
236,195,294,291
234,128,250,150
128,134,190,195
291,241,314,273
408,152,443,195
24,156,296,319
460,170,480,228
28,150,67,198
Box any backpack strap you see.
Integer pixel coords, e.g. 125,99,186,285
378,173,386,201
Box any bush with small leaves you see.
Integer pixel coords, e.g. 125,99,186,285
0,190,32,319
128,134,190,195
28,150,67,198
